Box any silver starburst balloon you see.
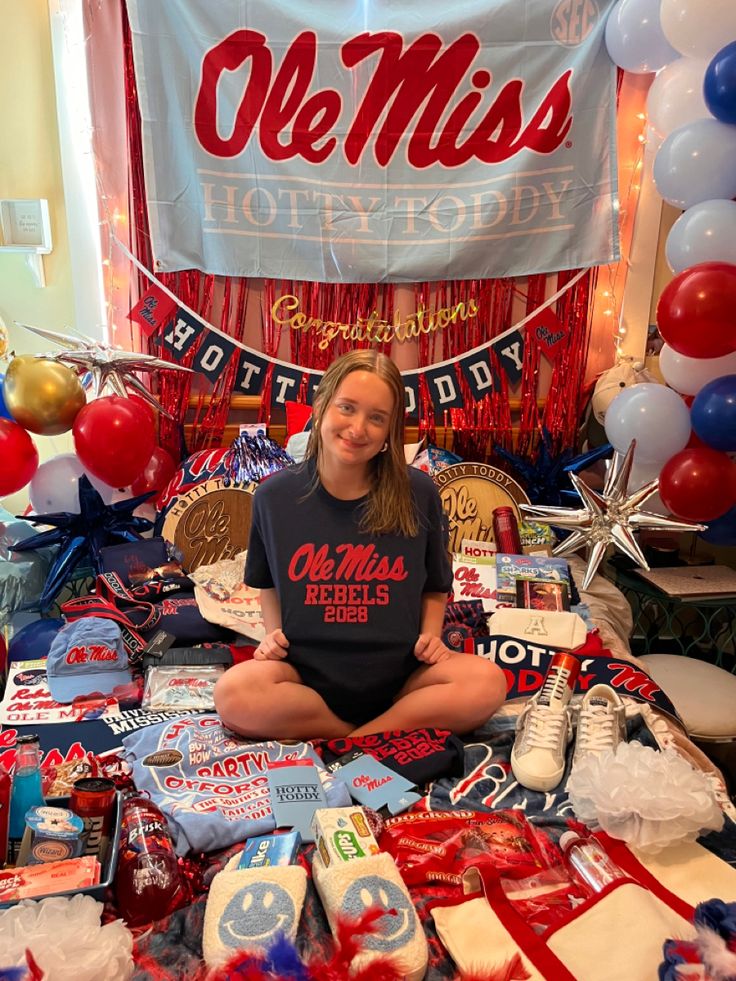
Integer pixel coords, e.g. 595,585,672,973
15,322,194,418
520,441,706,589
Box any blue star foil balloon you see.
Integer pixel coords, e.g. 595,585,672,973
13,475,154,611
493,428,613,506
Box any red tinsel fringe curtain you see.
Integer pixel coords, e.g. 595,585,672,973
121,0,595,463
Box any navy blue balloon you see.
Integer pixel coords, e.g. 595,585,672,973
704,42,736,126
0,374,11,421
691,374,736,452
8,617,65,663
700,505,736,546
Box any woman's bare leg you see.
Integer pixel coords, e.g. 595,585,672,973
348,653,506,737
214,659,354,740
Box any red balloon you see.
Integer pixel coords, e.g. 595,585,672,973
659,447,736,522
0,419,39,496
73,396,156,489
657,262,736,358
130,445,178,499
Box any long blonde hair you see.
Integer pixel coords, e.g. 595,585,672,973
305,350,418,537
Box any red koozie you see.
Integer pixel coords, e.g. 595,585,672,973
115,795,185,927
492,506,523,554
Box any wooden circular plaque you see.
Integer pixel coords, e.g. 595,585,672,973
433,463,531,554
161,478,256,571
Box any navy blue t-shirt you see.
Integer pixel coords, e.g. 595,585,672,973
245,463,453,725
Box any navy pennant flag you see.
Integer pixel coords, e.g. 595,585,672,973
234,349,270,396
270,364,304,407
460,347,499,401
425,363,465,412
494,329,525,387
162,309,203,360
192,331,238,383
403,373,420,420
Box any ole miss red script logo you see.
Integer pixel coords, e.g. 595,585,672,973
194,31,573,168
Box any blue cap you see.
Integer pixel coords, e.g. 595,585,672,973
46,618,131,703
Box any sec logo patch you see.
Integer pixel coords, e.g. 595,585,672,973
551,0,599,46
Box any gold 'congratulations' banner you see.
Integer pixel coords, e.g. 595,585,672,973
271,293,480,349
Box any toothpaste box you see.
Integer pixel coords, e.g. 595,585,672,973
237,831,302,869
311,806,380,869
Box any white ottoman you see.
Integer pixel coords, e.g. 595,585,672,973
640,654,736,795
639,654,736,743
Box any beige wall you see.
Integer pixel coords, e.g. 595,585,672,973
0,0,77,512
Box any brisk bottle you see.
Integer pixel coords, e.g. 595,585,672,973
115,794,185,926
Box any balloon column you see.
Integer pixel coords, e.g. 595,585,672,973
605,0,736,543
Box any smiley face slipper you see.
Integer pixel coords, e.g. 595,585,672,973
312,851,428,981
202,855,308,968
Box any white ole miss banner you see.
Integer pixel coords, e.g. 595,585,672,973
126,0,619,283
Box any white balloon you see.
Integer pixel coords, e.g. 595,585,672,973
627,459,669,514
653,119,736,210
29,454,85,514
605,0,679,73
660,0,736,59
646,57,710,139
665,199,736,273
604,383,691,462
659,345,736,396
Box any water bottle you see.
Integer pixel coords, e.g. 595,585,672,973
9,734,45,841
114,794,186,926
559,831,627,895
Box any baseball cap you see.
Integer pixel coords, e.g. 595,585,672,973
47,617,132,704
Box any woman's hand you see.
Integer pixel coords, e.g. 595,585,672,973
254,629,289,660
414,633,452,665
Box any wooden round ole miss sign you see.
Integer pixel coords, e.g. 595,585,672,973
432,463,531,555
160,477,256,572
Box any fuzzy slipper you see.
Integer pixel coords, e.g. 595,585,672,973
312,851,428,981
202,853,307,968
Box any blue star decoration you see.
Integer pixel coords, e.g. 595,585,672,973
493,428,613,506
13,475,154,611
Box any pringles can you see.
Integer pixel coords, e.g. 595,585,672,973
69,777,117,856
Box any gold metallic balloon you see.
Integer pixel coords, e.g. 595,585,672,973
4,355,87,435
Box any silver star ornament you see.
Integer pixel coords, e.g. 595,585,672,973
519,441,706,590
15,322,194,418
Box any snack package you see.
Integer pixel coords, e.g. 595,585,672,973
379,810,547,886
141,664,223,711
0,855,100,902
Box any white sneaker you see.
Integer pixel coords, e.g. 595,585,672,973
572,685,627,770
511,661,575,792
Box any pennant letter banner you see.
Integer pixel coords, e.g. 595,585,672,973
494,329,525,387
425,364,465,412
163,309,203,360
234,349,269,396
460,348,498,402
126,0,619,283
403,374,420,420
270,365,304,408
192,331,238,383
128,285,177,338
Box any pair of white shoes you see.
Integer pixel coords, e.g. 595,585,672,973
511,666,627,793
